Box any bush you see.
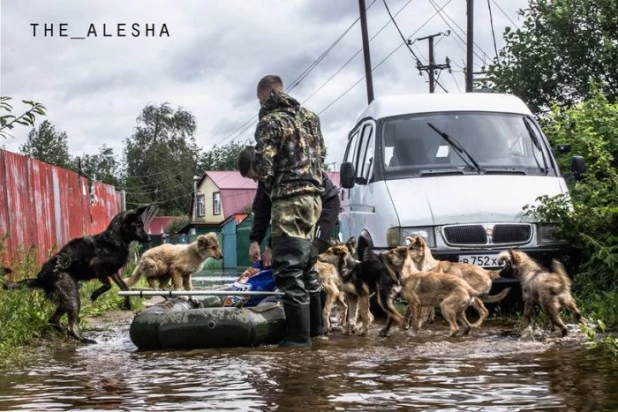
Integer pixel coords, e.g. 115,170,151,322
525,87,618,327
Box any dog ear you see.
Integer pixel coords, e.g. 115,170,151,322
133,204,151,217
508,248,519,264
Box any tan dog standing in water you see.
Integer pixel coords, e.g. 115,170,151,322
497,249,583,336
124,233,223,291
406,236,509,328
315,259,348,334
383,246,510,337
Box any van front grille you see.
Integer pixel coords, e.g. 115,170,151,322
492,224,532,243
443,225,487,245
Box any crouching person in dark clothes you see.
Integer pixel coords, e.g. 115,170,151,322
238,146,341,339
250,74,325,347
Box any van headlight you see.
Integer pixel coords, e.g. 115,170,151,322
387,227,435,248
537,224,568,245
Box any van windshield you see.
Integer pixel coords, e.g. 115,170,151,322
381,111,552,177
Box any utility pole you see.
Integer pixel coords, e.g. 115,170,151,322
413,32,451,93
358,0,374,103
466,0,474,92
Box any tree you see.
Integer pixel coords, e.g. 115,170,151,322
198,139,252,172
123,104,200,215
485,0,618,115
79,145,121,186
20,120,73,169
0,97,47,139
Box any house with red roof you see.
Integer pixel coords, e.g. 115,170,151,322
191,171,258,223
189,170,340,224
146,216,176,235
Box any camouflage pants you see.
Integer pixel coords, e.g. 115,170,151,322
271,194,322,305
271,194,322,240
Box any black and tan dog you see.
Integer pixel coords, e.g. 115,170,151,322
2,206,151,344
497,249,583,336
318,244,403,337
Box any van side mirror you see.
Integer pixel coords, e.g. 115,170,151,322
555,144,571,153
340,162,356,189
570,155,585,181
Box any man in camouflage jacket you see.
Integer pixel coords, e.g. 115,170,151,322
251,75,324,346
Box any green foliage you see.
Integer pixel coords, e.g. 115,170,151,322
581,319,618,358
524,89,618,326
78,145,121,186
123,103,200,215
164,215,190,234
0,97,47,139
199,139,252,171
485,0,618,114
20,120,74,169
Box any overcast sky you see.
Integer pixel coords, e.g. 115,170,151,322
1,0,527,170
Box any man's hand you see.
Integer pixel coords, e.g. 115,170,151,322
249,241,261,263
262,247,272,268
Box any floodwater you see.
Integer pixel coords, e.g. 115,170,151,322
1,270,618,411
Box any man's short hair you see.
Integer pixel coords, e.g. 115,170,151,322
238,146,256,177
257,75,284,96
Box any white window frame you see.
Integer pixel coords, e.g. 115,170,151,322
213,192,221,215
197,194,205,217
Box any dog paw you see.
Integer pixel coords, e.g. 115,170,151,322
82,337,97,344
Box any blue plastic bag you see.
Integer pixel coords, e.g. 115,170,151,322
222,261,276,307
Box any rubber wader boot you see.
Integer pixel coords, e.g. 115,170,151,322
272,236,313,347
307,241,325,338
309,291,324,337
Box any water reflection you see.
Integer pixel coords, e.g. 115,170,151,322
1,270,617,411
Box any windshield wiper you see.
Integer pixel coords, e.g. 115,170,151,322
427,122,482,174
523,117,549,175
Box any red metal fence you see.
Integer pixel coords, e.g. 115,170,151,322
0,149,122,265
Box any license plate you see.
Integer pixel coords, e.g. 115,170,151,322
458,254,500,268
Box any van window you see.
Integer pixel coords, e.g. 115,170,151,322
358,124,374,181
381,111,552,177
356,124,372,177
345,130,360,165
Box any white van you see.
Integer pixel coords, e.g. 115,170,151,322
338,93,581,285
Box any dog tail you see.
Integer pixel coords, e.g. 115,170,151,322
496,251,511,266
123,261,145,288
480,287,511,303
3,277,43,290
551,259,572,288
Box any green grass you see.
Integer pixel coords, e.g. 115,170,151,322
0,241,146,369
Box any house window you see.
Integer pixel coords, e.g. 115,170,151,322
197,194,205,217
213,192,221,215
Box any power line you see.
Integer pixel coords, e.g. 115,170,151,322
287,0,378,93
302,0,415,106
318,0,452,115
382,0,421,63
491,0,519,29
427,0,487,66
209,0,378,148
487,0,499,59
450,70,462,92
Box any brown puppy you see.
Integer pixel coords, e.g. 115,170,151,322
385,246,509,337
497,249,583,336
406,236,508,328
315,259,348,334
124,233,223,291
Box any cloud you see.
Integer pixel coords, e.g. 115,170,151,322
1,0,527,169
